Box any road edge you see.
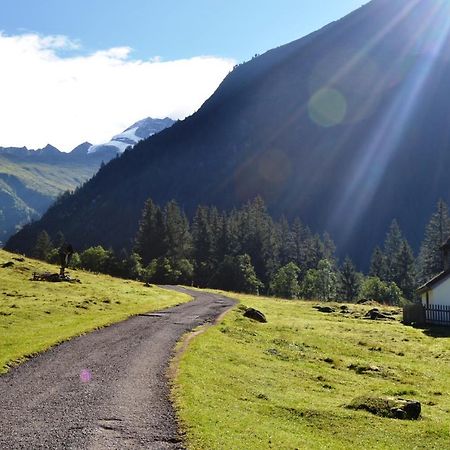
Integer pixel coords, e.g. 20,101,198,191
167,289,238,447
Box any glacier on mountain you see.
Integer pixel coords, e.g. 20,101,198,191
88,117,175,154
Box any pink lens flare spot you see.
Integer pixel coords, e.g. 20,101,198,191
80,369,92,383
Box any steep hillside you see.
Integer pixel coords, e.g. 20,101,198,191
7,0,450,267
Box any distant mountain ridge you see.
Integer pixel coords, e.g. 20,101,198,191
7,0,450,268
0,117,174,244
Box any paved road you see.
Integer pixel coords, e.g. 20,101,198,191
0,287,235,450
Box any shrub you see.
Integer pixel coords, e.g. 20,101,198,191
270,263,300,299
359,277,402,305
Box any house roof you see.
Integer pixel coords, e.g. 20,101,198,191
417,270,450,294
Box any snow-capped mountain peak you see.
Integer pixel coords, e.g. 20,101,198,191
88,117,175,155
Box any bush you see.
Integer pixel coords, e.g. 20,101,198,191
300,259,337,300
79,246,111,272
359,277,402,305
69,252,81,269
270,263,300,299
145,257,193,285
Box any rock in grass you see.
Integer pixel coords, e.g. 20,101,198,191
313,305,335,313
347,396,421,420
243,308,267,323
365,308,395,321
1,261,14,268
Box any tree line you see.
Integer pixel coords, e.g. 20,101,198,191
32,198,450,304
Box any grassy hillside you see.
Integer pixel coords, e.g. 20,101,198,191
0,249,190,374
0,156,99,244
174,293,450,449
0,157,95,195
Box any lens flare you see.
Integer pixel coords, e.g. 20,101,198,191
80,369,92,383
308,88,347,127
257,149,291,184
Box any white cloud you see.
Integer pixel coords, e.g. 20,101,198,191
0,32,235,151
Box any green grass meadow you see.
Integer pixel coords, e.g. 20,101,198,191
174,293,450,449
0,249,190,373
0,156,96,197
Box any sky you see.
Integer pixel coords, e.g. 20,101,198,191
0,0,368,151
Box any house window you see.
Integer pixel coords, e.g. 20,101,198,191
426,291,430,307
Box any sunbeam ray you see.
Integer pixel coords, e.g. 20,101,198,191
328,1,450,245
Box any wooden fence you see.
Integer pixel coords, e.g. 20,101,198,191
425,304,450,326
403,303,450,327
403,304,425,326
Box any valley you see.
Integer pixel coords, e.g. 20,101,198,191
2,0,450,448
0,117,174,245
8,1,450,268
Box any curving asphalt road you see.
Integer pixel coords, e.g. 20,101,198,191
0,286,235,450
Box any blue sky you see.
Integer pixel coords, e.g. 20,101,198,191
0,0,369,150
2,0,368,61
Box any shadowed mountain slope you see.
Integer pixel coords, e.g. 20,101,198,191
7,0,450,267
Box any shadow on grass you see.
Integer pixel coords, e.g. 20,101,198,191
404,322,450,338
422,326,450,338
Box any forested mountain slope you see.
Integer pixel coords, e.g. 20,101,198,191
8,0,450,267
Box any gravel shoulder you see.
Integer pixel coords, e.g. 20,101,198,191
0,286,235,449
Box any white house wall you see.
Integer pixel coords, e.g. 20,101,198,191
422,280,450,307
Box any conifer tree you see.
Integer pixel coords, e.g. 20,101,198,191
291,218,306,271
278,216,296,266
225,209,241,257
338,257,361,302
417,200,450,283
33,230,53,261
209,254,262,294
213,212,230,262
192,205,216,286
163,200,192,261
378,220,417,298
384,219,404,281
322,232,336,264
306,234,325,271
394,240,416,300
237,197,278,285
370,246,387,280
135,198,166,264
